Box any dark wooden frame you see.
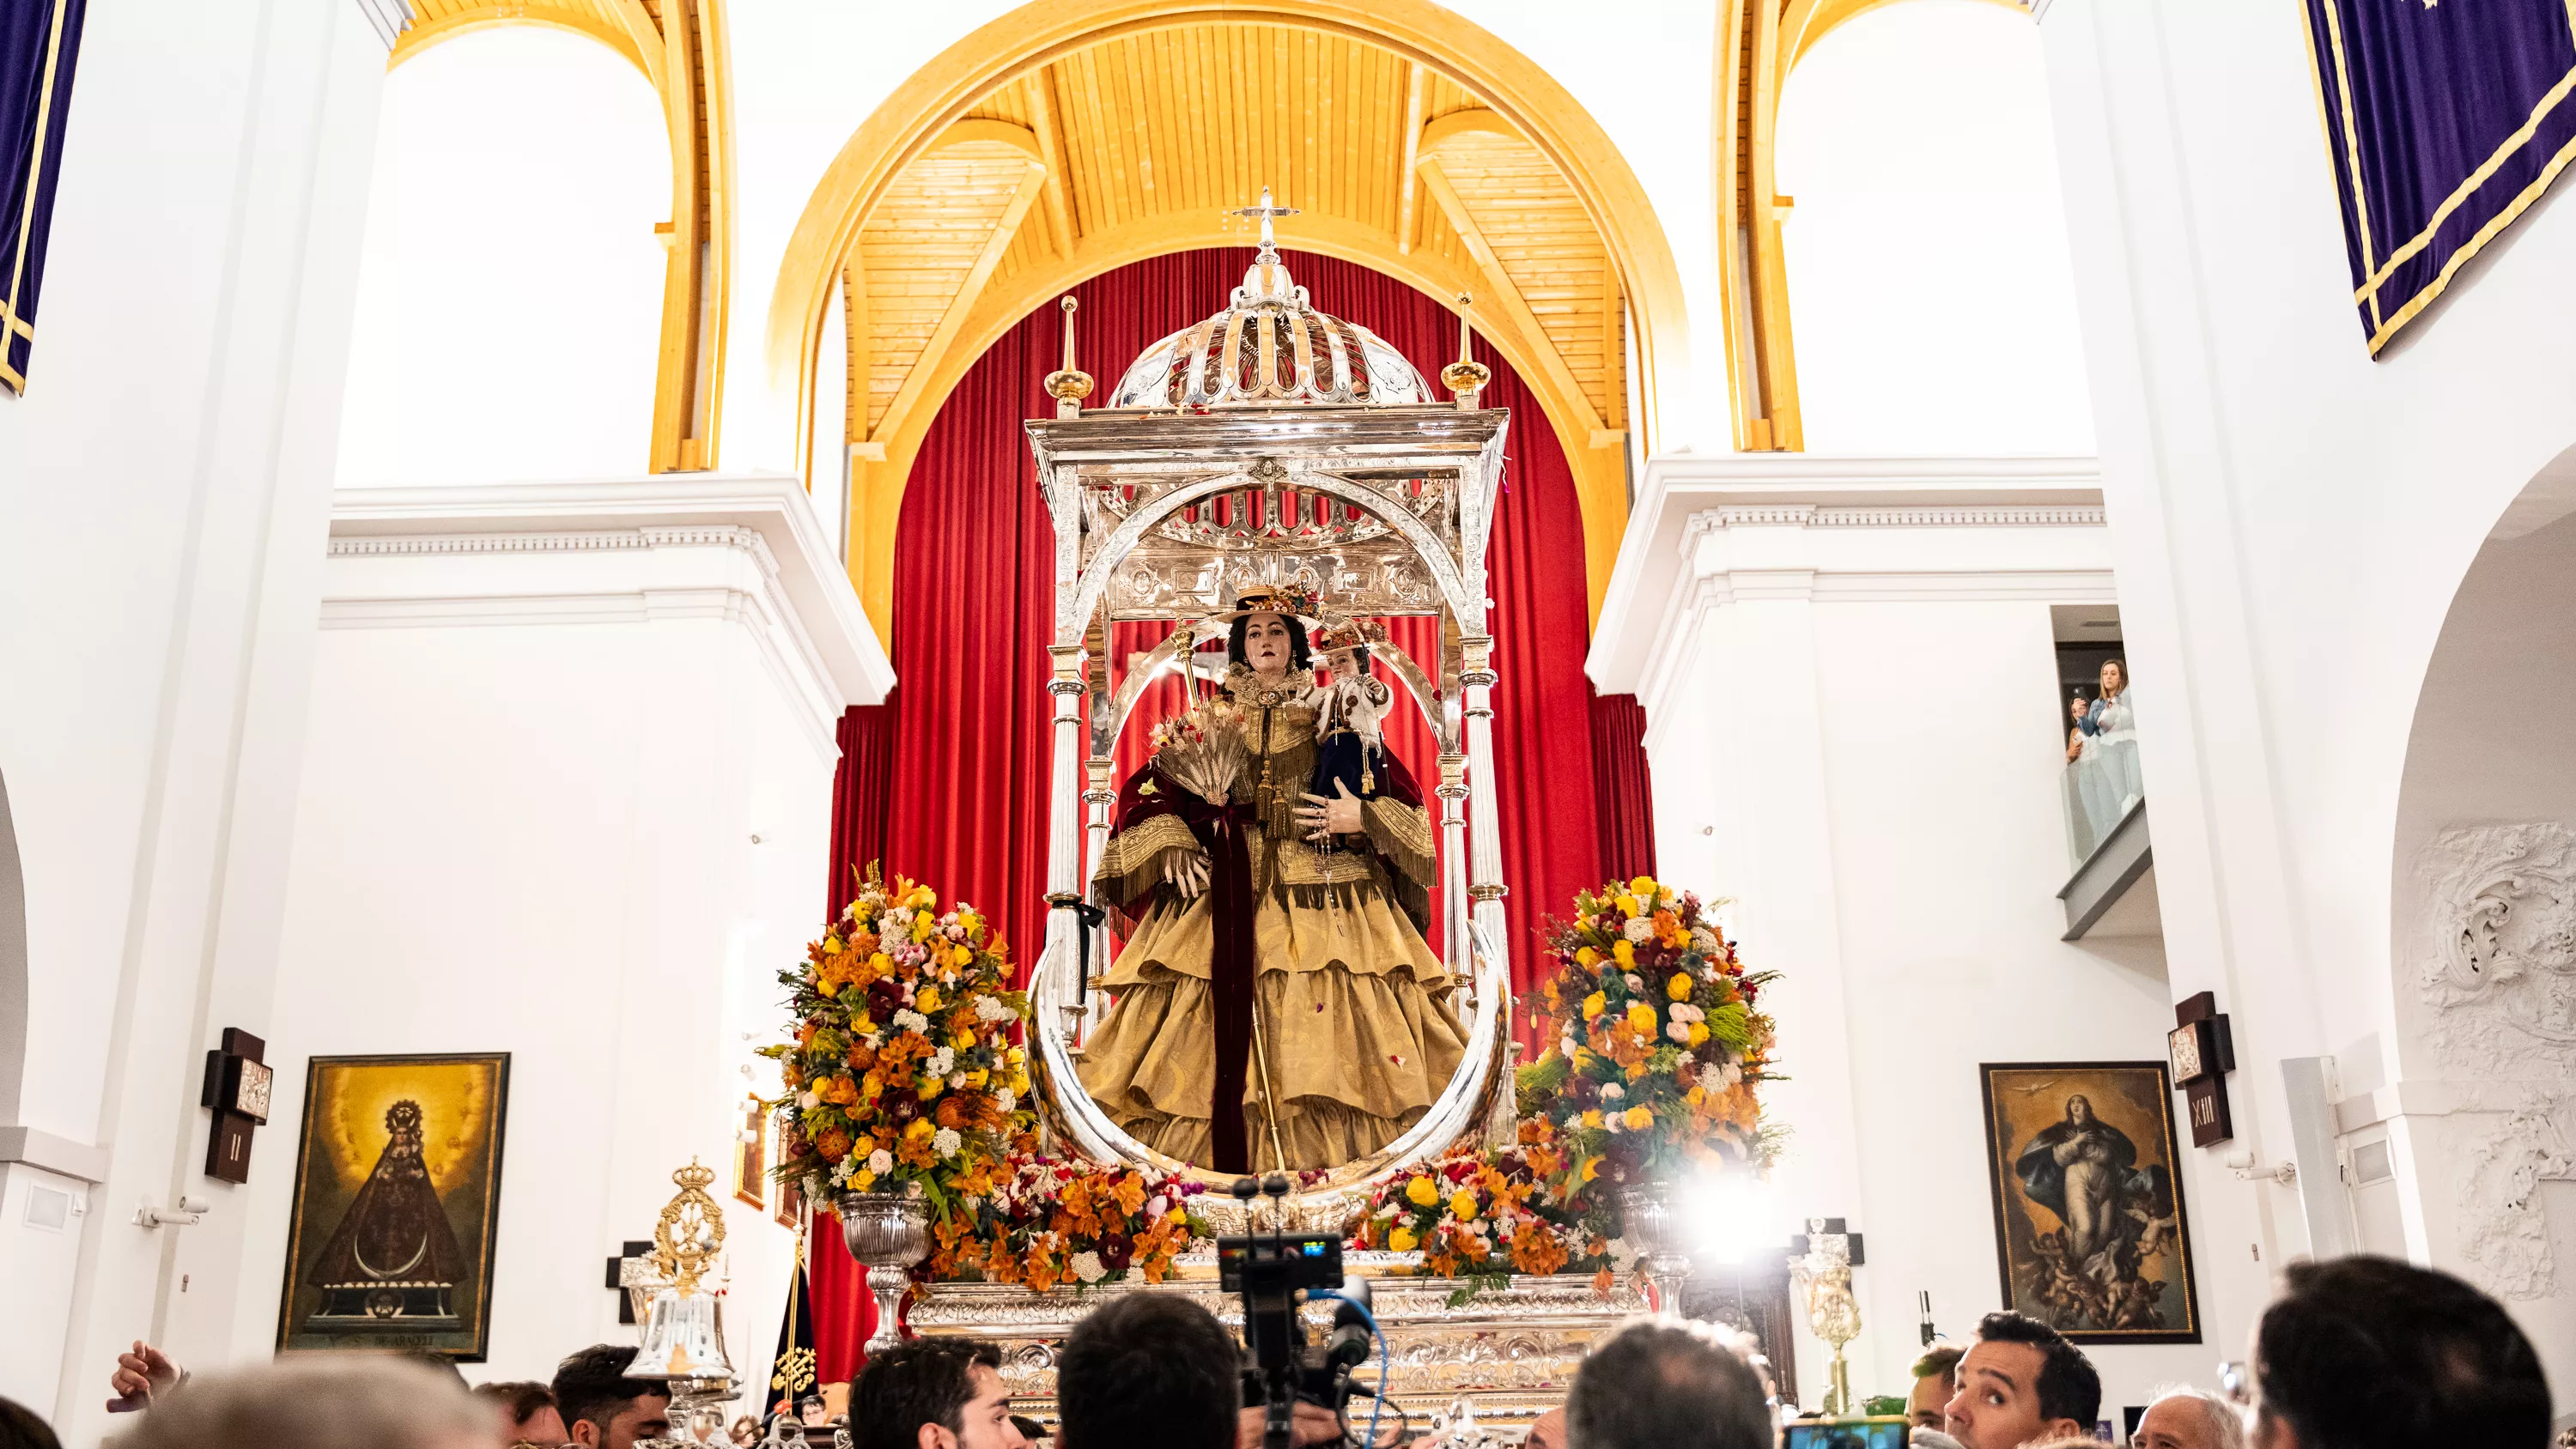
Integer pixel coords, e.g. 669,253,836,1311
276,1052,511,1361
1978,1059,2201,1345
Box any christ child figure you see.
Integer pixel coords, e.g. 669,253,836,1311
1309,619,1394,840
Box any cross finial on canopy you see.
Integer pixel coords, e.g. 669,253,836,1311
1228,185,1301,261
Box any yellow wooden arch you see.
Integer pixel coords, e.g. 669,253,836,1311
391,0,735,474
766,0,1697,638
1715,0,2029,452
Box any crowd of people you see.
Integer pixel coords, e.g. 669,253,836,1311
0,1253,2554,1449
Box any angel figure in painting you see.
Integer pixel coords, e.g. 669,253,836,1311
1079,589,1465,1174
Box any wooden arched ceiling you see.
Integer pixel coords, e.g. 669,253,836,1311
391,0,734,475
831,21,1640,635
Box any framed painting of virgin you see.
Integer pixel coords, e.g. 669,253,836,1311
276,1052,509,1359
1978,1061,2201,1344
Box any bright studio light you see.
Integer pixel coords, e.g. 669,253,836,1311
1687,1169,1782,1264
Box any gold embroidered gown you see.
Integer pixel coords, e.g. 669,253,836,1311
1078,665,1466,1173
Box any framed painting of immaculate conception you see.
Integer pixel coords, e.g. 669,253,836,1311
276,1053,509,1360
1978,1061,2200,1344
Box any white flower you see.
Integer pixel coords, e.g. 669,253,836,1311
975,996,1014,1023
1668,1022,1692,1044
1601,1082,1625,1102
1071,1252,1108,1284
1146,1194,1170,1217
948,1072,968,1091
1601,1113,1622,1133
868,1149,895,1176
830,1157,856,1186
927,1046,956,1078
893,1009,931,1035
1719,1061,1743,1088
798,1090,820,1111
994,1088,1018,1114
1673,1003,1703,1023
1625,973,1643,992
1622,917,1655,943
933,1127,963,1159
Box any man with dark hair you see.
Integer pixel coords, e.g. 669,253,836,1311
2251,1256,2549,1449
1908,1342,1965,1429
851,1338,1027,1449
1941,1312,2100,1449
1562,1317,1772,1449
476,1380,568,1446
551,1343,671,1449
1056,1294,1241,1449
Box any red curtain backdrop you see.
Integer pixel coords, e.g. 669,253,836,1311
1589,693,1658,882
811,248,1658,1378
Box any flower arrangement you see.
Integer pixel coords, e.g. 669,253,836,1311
1516,876,1778,1197
1147,698,1245,805
1350,1119,1619,1297
927,1156,1215,1291
763,868,1036,1215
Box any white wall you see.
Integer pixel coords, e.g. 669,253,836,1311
2038,0,2576,1413
232,477,885,1404
336,28,669,486
1594,456,2240,1419
0,0,386,1426
1776,0,2094,455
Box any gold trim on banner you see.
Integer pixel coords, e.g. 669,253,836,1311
3,0,71,395
2315,0,2576,352
2352,63,2576,304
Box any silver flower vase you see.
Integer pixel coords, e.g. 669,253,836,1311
836,1191,931,1354
1617,1180,1694,1316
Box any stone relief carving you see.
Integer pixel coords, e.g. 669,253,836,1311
2416,822,2576,1075
2415,822,2576,1299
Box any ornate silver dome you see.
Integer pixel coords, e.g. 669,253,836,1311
1106,193,1430,409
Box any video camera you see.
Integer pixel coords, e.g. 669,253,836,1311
1218,1175,1382,1449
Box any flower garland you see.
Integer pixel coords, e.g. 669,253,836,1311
928,1157,1215,1291
1517,876,1777,1194
1350,1119,1619,1294
763,868,1036,1215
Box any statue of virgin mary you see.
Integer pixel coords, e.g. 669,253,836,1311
1078,588,1467,1173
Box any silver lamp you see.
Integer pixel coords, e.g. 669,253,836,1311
632,1160,738,1401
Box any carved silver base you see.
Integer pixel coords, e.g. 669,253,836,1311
908,1270,1651,1429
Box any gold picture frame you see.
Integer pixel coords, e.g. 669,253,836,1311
276,1053,509,1359
1978,1061,2200,1344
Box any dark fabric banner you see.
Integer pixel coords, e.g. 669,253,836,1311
1,0,86,393
2303,0,2576,353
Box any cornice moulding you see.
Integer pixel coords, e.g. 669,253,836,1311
326,476,891,712
1590,454,2109,694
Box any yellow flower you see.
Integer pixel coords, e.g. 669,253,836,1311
1580,1109,1603,1129
854,1168,876,1190
1625,1002,1657,1034
1612,940,1636,967
1581,991,1607,1020
1406,1175,1439,1207
908,886,936,908
916,985,942,1012
1449,1191,1479,1222
869,952,893,973
951,945,974,968
1388,1225,1419,1252
1687,1022,1710,1047
967,1068,990,1088
1668,973,1693,1001
1009,1071,1031,1095
1613,894,1639,918
1005,1046,1026,1065
913,917,934,943
903,1117,935,1140
1623,1106,1654,1131
1575,946,1601,967
816,979,841,998
1629,876,1659,897
1686,1085,1708,1106
823,935,845,955
1579,1155,1601,1183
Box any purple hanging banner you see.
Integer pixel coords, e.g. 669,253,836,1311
2302,0,2576,355
2,0,87,395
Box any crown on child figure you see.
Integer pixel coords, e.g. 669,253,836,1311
1310,617,1388,652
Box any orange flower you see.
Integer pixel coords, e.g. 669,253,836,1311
813,1126,852,1161
1113,1172,1148,1216
1510,1228,1569,1276
1591,1267,1617,1293
845,1040,877,1073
